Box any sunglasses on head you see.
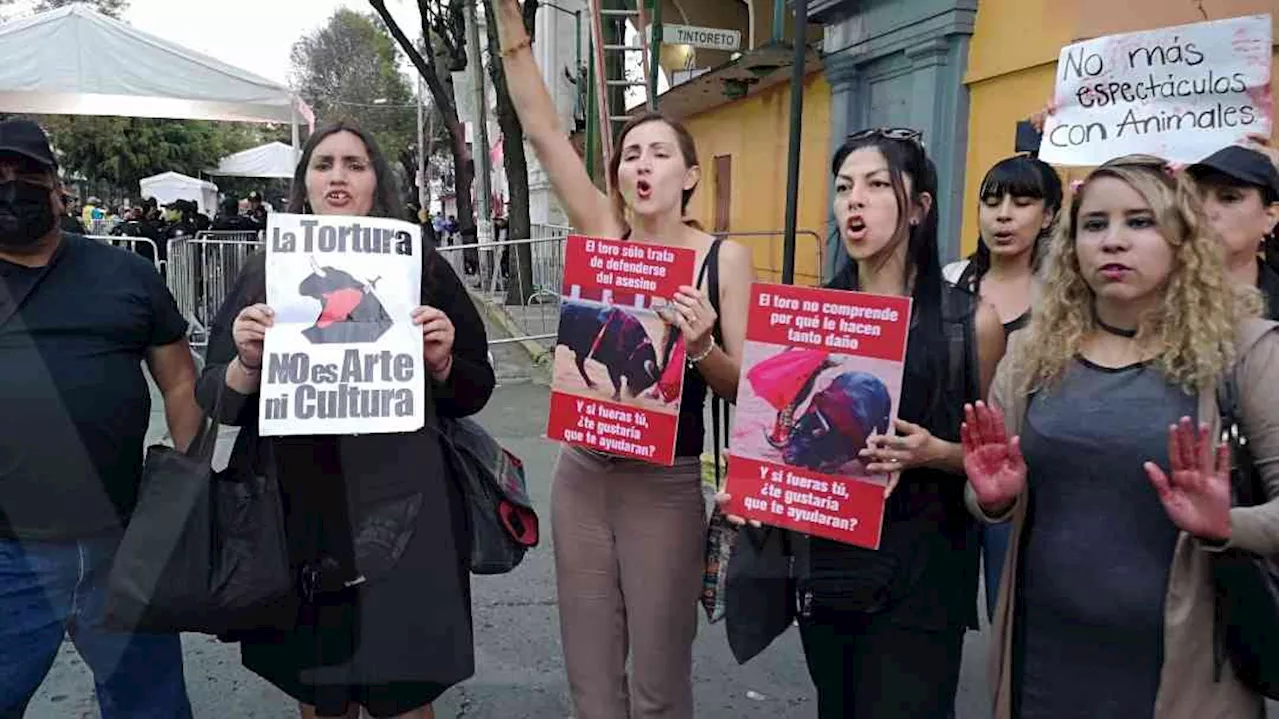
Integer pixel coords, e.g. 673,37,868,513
847,127,923,144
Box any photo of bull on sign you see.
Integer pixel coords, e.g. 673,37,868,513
730,343,897,479
553,298,684,413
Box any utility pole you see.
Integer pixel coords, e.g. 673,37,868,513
465,0,495,280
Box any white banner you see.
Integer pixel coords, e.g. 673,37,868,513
259,213,425,436
1039,15,1273,166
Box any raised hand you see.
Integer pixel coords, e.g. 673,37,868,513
1028,97,1057,133
961,401,1027,516
1143,417,1232,542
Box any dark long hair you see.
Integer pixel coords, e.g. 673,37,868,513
829,133,949,423
234,121,412,305
831,134,942,326
966,154,1063,284
287,120,405,221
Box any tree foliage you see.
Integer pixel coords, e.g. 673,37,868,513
35,0,127,16
0,0,129,19
36,115,263,196
290,8,417,200
370,0,477,238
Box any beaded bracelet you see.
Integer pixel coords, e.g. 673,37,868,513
686,341,715,366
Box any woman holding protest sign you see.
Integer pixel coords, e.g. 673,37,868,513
492,1,754,716
721,129,1005,718
962,155,1277,718
197,120,494,719
943,154,1063,620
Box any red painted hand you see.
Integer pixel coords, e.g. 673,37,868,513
961,401,1027,516
1144,417,1232,542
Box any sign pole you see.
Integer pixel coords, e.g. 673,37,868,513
781,0,807,286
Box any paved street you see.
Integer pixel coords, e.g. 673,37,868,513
26,358,1000,718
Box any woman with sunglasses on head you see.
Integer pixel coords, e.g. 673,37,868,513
1187,142,1278,320
943,155,1062,621
492,2,755,717
721,128,1005,718
963,155,1277,719
198,121,494,719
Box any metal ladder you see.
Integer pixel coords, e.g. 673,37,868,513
586,0,660,172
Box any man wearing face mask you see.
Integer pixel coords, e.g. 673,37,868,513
0,119,201,718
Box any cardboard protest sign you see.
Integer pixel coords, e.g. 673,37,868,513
1040,15,1273,166
259,213,425,436
546,235,696,465
722,284,911,549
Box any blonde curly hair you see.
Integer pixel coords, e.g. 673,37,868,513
1015,154,1262,394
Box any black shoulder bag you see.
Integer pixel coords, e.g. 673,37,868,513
1212,374,1278,699
106,385,294,636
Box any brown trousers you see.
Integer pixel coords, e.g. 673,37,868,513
551,446,706,719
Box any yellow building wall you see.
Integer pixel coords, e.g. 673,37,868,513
681,72,831,286
960,0,1279,255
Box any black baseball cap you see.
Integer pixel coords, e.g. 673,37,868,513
1188,145,1278,199
0,119,57,169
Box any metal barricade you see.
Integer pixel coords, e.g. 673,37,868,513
85,234,162,272
168,231,264,347
713,229,827,287
437,232,569,348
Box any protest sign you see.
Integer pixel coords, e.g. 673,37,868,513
259,213,425,436
722,284,911,549
1040,15,1273,166
546,235,696,465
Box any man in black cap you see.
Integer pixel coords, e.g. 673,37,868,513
0,118,198,717
1188,142,1279,320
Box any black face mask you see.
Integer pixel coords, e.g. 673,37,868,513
0,180,56,249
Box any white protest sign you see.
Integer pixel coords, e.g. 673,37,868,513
260,213,425,436
1039,15,1273,166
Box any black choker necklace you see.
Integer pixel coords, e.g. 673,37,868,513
1093,307,1138,338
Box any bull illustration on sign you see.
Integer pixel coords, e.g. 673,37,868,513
299,257,394,344
747,348,893,473
556,302,680,403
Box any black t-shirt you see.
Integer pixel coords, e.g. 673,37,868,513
0,234,188,540
1258,257,1278,321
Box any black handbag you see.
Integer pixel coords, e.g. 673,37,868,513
437,415,539,575
106,407,294,636
1212,376,1278,699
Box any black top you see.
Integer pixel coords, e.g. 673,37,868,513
956,261,1031,336
197,248,493,686
1015,358,1189,718
805,270,982,631
674,242,721,458
0,234,187,540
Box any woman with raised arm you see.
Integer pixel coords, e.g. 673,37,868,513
493,2,755,718
963,155,1278,719
198,120,494,719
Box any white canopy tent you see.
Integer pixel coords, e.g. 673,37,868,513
0,5,313,143
139,172,218,216
207,141,300,179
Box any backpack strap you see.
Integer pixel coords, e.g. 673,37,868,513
940,285,981,403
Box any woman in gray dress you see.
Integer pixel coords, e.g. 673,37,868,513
962,154,1277,719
